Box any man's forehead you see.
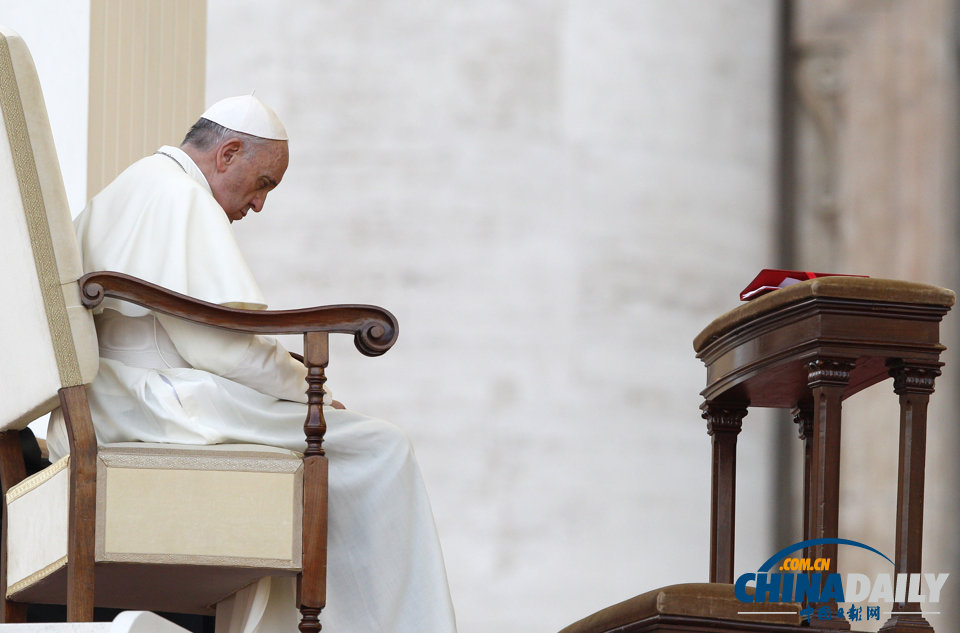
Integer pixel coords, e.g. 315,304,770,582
259,141,289,181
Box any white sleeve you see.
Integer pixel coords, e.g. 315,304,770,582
155,313,331,405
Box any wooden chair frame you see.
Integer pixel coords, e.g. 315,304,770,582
0,270,399,632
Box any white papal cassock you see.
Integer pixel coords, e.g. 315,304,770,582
46,145,457,633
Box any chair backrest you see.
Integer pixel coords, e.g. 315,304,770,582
0,25,98,431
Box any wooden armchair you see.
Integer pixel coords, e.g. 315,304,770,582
0,25,396,631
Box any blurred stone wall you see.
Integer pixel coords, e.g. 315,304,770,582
207,2,777,631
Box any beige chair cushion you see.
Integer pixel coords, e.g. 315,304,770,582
558,583,801,633
6,443,304,615
694,277,956,353
0,25,98,431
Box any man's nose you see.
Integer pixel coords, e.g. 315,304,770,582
251,195,266,212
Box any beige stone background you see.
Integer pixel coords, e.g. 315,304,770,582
214,2,779,630
2,0,958,631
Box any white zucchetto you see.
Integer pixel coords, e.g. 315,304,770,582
200,95,288,141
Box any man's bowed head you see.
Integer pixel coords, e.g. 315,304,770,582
180,95,289,223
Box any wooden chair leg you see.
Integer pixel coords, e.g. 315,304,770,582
299,455,328,632
0,431,28,623
300,333,330,632
60,386,98,621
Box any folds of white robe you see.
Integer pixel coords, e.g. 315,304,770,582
48,311,457,633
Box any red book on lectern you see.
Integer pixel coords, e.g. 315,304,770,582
739,269,868,301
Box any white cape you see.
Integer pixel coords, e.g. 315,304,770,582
76,146,266,317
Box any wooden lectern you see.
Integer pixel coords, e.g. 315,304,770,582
694,276,954,632
561,276,953,633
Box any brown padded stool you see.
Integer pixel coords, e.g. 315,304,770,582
559,583,802,633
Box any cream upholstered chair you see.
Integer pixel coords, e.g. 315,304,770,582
0,26,397,631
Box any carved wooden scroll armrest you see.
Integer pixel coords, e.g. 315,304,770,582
79,271,397,356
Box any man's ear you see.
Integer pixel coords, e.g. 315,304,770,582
215,139,244,172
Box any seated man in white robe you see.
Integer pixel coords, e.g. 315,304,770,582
47,96,457,633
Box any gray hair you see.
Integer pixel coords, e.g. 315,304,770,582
181,117,274,154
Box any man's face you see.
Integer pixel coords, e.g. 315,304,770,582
211,139,289,222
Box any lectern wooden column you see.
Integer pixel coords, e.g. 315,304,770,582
694,277,954,633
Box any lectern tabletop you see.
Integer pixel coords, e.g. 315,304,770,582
695,277,954,407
